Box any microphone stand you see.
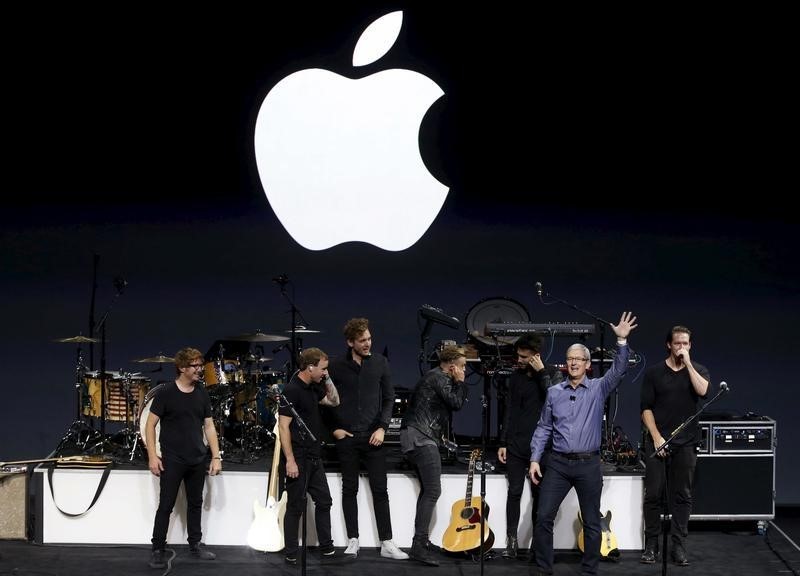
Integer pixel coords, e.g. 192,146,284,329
537,285,616,455
650,383,729,576
91,285,125,454
274,276,310,374
276,391,317,576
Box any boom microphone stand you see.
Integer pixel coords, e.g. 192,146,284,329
651,381,729,576
275,388,316,576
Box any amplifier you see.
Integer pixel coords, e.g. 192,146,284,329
701,418,776,454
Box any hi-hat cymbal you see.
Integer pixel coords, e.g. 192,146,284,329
227,331,290,342
287,325,321,334
54,335,99,343
134,355,175,363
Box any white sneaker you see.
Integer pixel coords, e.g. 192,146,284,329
344,537,359,556
381,539,409,560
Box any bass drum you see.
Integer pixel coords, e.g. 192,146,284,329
465,296,530,347
139,383,207,458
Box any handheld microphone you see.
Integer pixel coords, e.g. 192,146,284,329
720,381,729,393
271,274,289,285
535,281,543,297
113,277,128,295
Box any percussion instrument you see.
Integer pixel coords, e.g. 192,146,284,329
83,371,150,421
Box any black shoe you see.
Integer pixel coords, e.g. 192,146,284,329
149,549,166,569
410,538,439,567
189,543,216,560
320,544,336,559
640,546,657,564
501,535,518,559
671,547,689,566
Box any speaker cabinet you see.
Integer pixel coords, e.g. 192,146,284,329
0,472,28,539
691,454,775,519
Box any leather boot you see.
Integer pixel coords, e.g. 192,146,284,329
501,535,518,559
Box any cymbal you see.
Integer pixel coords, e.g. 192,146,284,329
134,355,175,363
227,331,290,342
287,326,321,334
53,335,99,343
243,353,273,363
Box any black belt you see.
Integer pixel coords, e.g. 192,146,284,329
552,450,600,460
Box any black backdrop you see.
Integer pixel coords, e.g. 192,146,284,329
3,4,797,503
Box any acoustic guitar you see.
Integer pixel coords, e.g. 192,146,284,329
577,509,620,561
246,421,287,552
442,448,495,553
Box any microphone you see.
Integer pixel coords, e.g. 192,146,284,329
535,282,543,297
720,381,729,393
272,343,287,354
113,277,128,295
272,274,289,285
570,395,576,401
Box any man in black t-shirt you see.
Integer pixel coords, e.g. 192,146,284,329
497,333,562,560
278,347,340,565
145,347,222,569
640,326,710,567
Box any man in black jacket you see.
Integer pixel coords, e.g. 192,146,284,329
497,333,563,560
400,345,469,566
327,318,408,560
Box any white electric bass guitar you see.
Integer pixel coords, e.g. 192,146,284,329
246,420,287,552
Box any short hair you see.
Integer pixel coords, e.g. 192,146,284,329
438,345,466,364
343,317,370,341
666,325,691,344
515,333,543,354
298,347,328,370
174,347,203,373
565,343,591,361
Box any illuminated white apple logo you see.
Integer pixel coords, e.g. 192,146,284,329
254,11,448,251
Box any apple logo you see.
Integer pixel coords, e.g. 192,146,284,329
254,11,448,251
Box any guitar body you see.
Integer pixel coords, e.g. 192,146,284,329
247,491,287,552
442,496,495,552
577,510,620,560
247,420,286,552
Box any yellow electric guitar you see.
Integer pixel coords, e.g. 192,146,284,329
577,509,620,561
246,421,287,552
442,449,495,553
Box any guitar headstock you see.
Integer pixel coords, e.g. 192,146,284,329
469,448,482,463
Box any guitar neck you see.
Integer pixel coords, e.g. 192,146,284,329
267,421,282,501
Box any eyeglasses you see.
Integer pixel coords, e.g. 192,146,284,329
566,357,589,363
187,364,204,369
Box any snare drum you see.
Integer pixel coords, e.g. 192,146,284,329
83,372,149,421
139,383,209,458
203,359,241,387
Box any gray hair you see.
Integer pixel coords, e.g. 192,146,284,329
566,343,591,361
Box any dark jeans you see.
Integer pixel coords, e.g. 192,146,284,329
643,438,697,550
283,455,333,555
505,451,543,540
534,452,603,576
336,432,392,540
406,443,442,540
151,458,207,550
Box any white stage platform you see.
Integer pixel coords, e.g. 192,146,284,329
34,467,643,550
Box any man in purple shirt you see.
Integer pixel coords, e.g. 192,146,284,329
528,311,637,576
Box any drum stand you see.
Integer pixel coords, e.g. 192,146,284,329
55,345,100,455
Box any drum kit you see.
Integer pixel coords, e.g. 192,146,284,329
51,329,305,464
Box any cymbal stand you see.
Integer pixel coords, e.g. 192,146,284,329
55,345,100,454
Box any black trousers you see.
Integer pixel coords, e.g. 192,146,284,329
336,432,392,541
643,438,697,550
151,458,207,550
505,450,543,540
283,455,333,555
534,452,603,576
405,443,442,541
